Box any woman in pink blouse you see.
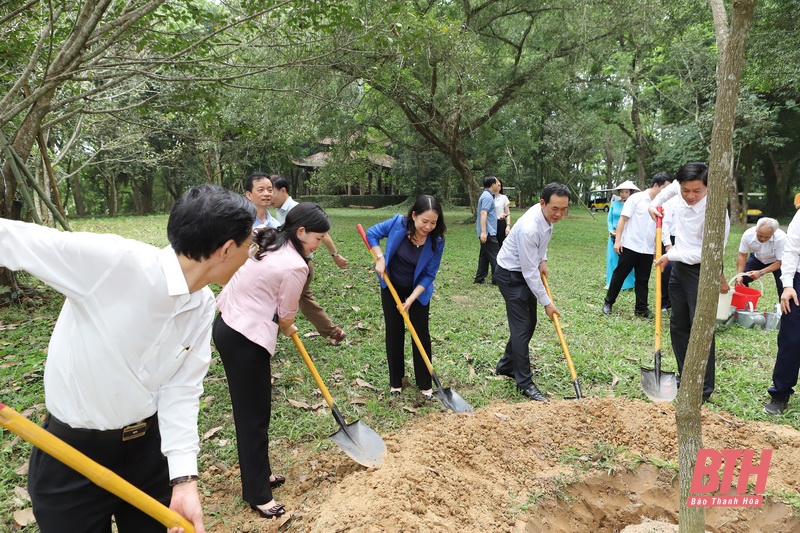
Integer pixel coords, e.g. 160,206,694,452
213,203,330,519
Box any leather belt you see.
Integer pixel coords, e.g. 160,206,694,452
46,413,157,442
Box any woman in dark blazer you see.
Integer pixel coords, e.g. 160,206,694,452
365,195,446,399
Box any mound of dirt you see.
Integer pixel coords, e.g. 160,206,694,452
200,398,800,532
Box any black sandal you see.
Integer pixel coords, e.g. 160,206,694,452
270,474,286,488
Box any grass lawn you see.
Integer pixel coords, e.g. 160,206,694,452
0,204,795,529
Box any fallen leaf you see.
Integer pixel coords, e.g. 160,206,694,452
15,461,29,476
288,399,314,410
14,486,30,502
302,331,321,338
217,439,228,447
14,508,35,527
493,412,509,421
349,396,368,405
402,406,418,414
202,426,223,440
355,378,378,390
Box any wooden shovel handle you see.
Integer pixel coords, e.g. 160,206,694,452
356,224,435,376
290,332,336,409
541,274,579,383
0,403,195,532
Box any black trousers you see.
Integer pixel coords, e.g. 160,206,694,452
474,235,500,284
661,238,675,309
769,272,800,399
605,248,654,313
495,265,538,390
669,262,715,398
28,414,170,533
213,314,276,506
381,286,433,390
741,254,783,298
497,218,508,249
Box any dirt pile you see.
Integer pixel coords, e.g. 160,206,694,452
201,398,800,532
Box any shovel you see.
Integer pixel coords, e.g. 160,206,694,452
541,274,583,399
640,206,678,402
290,333,386,467
0,402,195,532
356,224,474,415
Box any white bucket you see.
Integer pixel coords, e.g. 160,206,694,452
717,291,734,320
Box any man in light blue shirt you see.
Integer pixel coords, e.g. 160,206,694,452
495,183,571,401
474,175,501,284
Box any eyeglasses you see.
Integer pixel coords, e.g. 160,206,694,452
248,242,260,259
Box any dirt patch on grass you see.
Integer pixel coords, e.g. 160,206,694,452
200,398,800,532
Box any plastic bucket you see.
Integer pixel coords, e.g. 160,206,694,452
731,285,762,310
716,291,733,320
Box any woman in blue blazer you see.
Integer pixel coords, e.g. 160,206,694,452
366,195,446,399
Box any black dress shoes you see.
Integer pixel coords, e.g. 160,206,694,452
635,309,654,318
521,385,548,402
250,502,286,518
602,303,612,314
270,474,286,489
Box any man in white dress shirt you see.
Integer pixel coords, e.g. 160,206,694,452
735,217,786,298
764,209,800,414
1,185,255,533
652,162,730,402
494,183,570,401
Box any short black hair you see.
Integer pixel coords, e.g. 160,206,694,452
675,162,708,185
270,174,290,193
483,176,498,189
244,172,270,193
651,172,673,187
541,182,571,204
167,184,255,261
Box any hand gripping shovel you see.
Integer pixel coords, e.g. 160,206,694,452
0,402,195,532
541,274,583,399
640,206,678,402
290,333,386,467
356,224,474,415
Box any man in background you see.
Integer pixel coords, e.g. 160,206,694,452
244,172,279,228
602,172,672,318
474,175,501,285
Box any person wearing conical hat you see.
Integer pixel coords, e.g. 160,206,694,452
605,180,640,291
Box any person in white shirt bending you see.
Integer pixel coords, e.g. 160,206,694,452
735,217,786,299
1,184,255,533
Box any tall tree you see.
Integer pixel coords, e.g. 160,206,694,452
677,2,754,533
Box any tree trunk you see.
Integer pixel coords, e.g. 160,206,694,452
678,3,754,533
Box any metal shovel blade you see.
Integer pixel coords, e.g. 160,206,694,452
329,407,386,467
640,350,678,402
433,387,474,415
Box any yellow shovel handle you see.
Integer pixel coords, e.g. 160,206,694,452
541,274,579,382
290,332,336,409
0,403,194,532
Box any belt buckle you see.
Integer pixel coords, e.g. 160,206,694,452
122,420,147,441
